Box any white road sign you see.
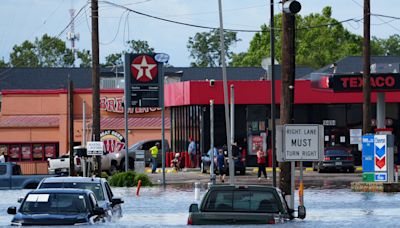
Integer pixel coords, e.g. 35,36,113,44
87,141,104,156
280,124,324,161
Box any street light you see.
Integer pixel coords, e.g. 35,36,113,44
154,53,170,187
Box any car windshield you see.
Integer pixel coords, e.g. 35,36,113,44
325,150,349,156
20,193,88,214
39,182,105,201
202,190,280,213
129,141,144,150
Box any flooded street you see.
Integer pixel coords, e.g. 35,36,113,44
1,182,400,227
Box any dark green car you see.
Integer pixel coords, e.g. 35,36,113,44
188,185,305,225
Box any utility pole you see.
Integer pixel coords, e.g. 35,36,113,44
68,78,75,176
91,0,101,177
280,0,301,198
270,0,277,188
363,0,372,134
218,0,234,185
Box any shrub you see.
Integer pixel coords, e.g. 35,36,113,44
101,172,109,180
134,173,153,187
109,171,136,187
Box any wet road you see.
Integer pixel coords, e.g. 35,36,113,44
1,182,400,227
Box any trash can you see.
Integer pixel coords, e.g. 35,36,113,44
134,150,145,173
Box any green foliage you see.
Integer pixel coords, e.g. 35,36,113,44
187,28,240,67
231,7,376,69
77,49,92,67
372,34,400,56
104,40,155,67
101,172,109,180
108,171,153,187
127,40,154,54
105,53,122,67
9,34,91,68
10,40,39,67
0,58,8,67
134,173,153,187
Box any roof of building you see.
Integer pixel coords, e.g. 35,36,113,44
0,115,59,128
314,56,400,74
101,117,170,129
164,66,314,81
0,66,314,91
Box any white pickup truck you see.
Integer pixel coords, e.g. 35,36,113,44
48,152,123,175
47,155,82,175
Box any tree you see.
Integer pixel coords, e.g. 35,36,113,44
126,40,154,54
104,40,155,67
9,34,93,68
10,40,39,67
77,49,92,67
231,7,377,69
187,28,240,67
372,34,400,56
0,58,8,67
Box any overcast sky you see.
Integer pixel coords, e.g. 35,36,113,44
0,0,399,67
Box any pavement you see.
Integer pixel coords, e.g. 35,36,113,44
146,166,364,187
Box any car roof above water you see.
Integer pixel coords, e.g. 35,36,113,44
29,188,93,195
208,185,280,192
41,176,104,184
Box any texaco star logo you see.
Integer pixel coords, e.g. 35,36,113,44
130,55,158,83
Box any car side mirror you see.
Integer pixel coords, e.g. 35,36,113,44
297,205,306,219
189,203,199,213
17,197,24,203
7,206,16,215
111,197,124,205
93,207,105,215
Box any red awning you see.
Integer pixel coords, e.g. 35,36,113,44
101,117,170,129
0,115,59,128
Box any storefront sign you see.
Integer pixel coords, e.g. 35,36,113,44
330,73,400,92
100,130,125,154
322,120,336,126
124,53,163,107
277,124,324,161
87,141,104,156
350,129,362,145
100,96,161,114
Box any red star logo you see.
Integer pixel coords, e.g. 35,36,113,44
131,55,158,83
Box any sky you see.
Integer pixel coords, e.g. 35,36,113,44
0,0,399,67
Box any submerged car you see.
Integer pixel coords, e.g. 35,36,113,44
8,189,106,226
37,176,123,219
314,147,355,173
188,185,305,225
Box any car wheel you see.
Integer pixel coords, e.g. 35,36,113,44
200,162,206,173
318,166,323,173
240,169,246,175
348,168,355,173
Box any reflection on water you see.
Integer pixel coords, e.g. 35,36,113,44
1,184,400,227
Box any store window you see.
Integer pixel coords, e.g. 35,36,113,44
9,145,20,161
0,143,57,162
44,144,56,159
32,144,43,161
21,145,32,161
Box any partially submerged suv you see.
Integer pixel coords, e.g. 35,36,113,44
188,185,305,225
37,177,123,219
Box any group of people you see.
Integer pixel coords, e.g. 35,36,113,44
207,144,268,183
150,136,269,182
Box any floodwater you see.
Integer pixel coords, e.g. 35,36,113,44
0,183,400,227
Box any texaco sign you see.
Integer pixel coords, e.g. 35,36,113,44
124,53,162,108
